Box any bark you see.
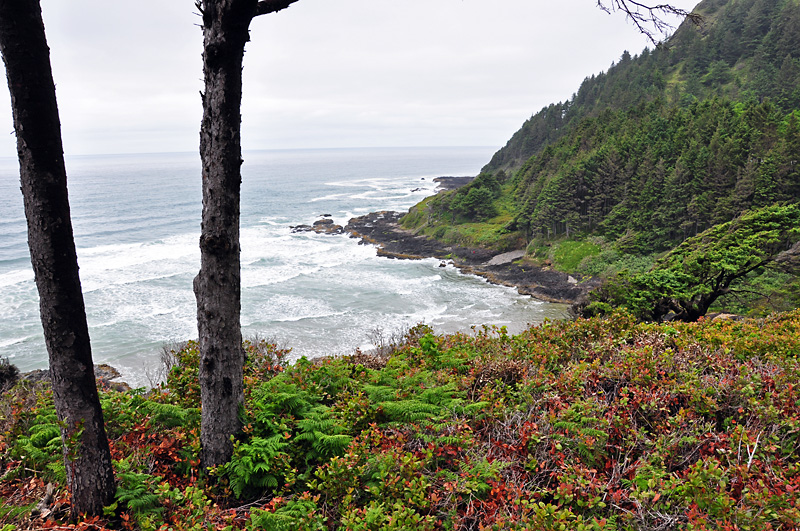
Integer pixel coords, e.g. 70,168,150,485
195,0,301,469
0,0,115,515
195,0,255,469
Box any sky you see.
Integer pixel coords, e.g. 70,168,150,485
0,0,699,158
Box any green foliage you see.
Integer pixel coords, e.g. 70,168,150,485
10,404,65,483
3,311,800,528
102,389,199,437
0,358,18,393
590,203,800,321
108,458,164,526
551,399,609,467
551,240,602,273
163,340,201,408
218,435,292,498
340,500,437,531
248,496,326,530
448,173,502,222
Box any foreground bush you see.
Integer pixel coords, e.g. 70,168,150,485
0,313,798,529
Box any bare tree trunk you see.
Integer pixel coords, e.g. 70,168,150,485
195,0,254,469
195,0,300,470
0,0,115,515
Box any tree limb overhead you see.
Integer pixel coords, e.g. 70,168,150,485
255,0,301,17
597,1,702,43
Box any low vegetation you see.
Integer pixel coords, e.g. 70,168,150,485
1,311,799,529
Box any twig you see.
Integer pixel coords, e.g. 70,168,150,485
746,430,762,470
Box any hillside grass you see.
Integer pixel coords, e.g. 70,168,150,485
1,311,799,530
402,186,522,251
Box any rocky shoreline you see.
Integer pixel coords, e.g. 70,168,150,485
344,210,598,305
18,364,131,392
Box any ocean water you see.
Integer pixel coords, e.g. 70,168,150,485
0,147,568,386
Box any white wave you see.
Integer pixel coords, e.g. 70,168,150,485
78,234,199,292
324,179,384,189
244,294,338,325
242,265,318,288
308,193,351,203
272,309,348,323
259,216,291,226
0,335,30,349
0,268,33,289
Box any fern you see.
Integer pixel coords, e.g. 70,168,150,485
295,410,352,464
453,400,490,416
248,498,326,531
114,470,163,519
13,411,64,481
379,399,443,423
552,400,610,467
141,401,199,429
363,384,397,402
220,435,291,498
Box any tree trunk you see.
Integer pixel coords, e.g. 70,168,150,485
0,0,115,515
195,0,255,469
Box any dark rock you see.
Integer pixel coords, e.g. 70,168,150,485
345,211,598,304
21,369,50,384
290,224,314,233
21,363,131,392
323,225,344,235
432,176,475,191
293,218,344,235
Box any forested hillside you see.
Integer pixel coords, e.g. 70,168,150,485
402,0,800,317
482,0,800,173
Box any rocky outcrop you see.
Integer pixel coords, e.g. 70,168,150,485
345,211,598,304
291,216,344,235
21,363,131,392
433,176,475,191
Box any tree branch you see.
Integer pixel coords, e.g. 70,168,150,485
596,1,702,43
255,0,301,17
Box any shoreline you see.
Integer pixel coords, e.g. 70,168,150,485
344,210,597,305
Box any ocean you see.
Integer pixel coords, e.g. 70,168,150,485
0,147,568,387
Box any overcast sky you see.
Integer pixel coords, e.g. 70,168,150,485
0,0,698,158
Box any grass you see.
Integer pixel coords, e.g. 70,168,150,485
551,240,602,272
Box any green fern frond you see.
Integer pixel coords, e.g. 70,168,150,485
364,384,397,402
380,400,442,423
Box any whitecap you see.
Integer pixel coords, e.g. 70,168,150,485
0,269,33,289
308,193,350,203
0,336,30,349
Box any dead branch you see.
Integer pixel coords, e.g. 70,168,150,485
255,0,301,17
596,1,702,43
